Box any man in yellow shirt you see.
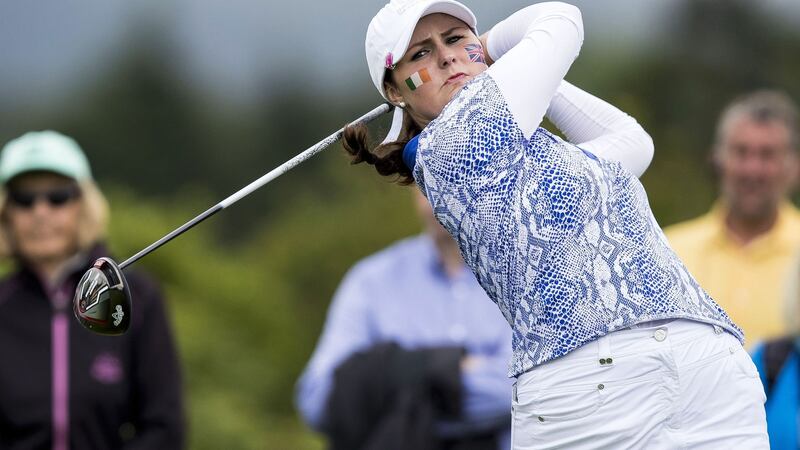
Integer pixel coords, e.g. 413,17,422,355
665,90,800,346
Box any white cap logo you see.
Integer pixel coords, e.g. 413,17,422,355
112,305,125,327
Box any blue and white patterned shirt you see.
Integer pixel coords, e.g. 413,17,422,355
412,72,742,377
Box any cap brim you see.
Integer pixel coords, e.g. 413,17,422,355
382,0,478,97
392,1,477,63
2,162,82,185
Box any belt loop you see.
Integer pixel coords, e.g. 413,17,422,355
597,335,614,366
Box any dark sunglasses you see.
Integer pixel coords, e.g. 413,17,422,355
7,186,81,209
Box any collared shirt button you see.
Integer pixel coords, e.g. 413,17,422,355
538,416,545,422
598,384,605,390
654,328,667,342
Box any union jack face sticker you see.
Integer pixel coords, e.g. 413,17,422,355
465,43,485,64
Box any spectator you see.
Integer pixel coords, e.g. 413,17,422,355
751,251,800,449
0,131,184,450
665,90,800,344
296,190,512,450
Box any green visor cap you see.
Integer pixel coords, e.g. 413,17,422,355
0,131,92,184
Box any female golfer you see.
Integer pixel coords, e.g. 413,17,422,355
345,0,768,448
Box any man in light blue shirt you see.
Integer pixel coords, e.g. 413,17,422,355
296,191,513,449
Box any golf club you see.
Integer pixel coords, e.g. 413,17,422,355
73,103,392,335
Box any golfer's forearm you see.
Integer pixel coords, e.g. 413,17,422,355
484,2,583,63
485,2,584,138
547,80,654,177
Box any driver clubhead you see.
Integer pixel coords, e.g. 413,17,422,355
73,257,132,335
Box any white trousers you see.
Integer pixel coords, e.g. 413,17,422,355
511,320,768,449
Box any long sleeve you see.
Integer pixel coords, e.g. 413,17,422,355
460,337,513,424
546,81,654,177
485,2,584,138
486,3,652,177
295,269,375,430
416,2,743,379
123,277,185,450
433,319,512,441
437,329,512,443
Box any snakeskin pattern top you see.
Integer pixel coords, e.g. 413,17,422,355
412,73,742,377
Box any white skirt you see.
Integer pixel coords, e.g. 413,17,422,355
511,319,768,449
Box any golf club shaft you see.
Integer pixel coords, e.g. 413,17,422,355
118,103,393,270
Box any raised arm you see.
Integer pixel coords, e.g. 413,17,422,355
481,3,653,177
547,81,654,177
483,2,584,139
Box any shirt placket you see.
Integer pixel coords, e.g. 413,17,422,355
50,284,70,450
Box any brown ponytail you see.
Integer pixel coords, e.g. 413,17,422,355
342,108,421,185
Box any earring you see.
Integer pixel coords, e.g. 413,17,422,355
398,102,406,108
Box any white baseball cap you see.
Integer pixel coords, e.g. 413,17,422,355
366,0,477,101
366,0,477,145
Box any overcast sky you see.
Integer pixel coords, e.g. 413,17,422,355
1,0,798,108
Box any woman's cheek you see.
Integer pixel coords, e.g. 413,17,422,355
402,67,434,92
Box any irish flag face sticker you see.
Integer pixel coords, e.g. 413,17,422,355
405,68,431,91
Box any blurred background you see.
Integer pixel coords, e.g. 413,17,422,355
1,0,799,448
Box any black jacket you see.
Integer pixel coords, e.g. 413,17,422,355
0,245,184,450
323,342,499,450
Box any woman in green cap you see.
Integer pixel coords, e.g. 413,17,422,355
0,131,184,450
